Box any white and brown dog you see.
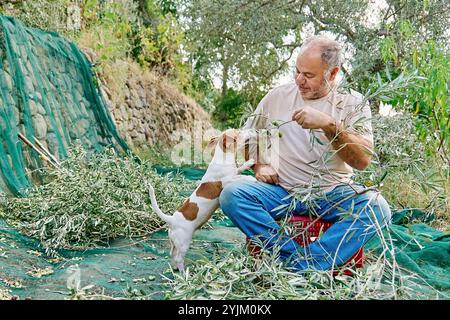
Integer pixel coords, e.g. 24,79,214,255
147,129,256,272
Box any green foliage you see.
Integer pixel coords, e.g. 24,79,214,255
377,40,449,162
184,70,218,113
212,89,247,130
178,0,450,159
210,89,266,130
80,0,183,73
0,146,195,255
78,5,133,64
1,0,188,81
182,0,302,102
408,42,449,160
133,12,185,74
181,0,449,108
0,0,74,35
157,0,178,17
348,1,450,91
372,114,427,167
354,114,449,223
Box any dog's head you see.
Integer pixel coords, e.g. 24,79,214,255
207,128,256,154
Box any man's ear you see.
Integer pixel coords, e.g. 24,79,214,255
328,66,340,82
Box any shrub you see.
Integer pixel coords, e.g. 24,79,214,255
354,114,449,227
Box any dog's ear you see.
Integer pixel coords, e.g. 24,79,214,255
206,136,219,149
221,130,239,152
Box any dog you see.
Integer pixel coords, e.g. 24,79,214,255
147,128,256,272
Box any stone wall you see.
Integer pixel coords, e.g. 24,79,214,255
0,46,111,158
0,16,212,195
85,51,213,151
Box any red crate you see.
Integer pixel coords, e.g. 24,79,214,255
246,215,364,275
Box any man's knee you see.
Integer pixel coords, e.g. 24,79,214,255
219,181,252,210
361,191,392,227
373,193,392,227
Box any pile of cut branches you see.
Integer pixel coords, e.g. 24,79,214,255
163,246,446,300
0,146,194,255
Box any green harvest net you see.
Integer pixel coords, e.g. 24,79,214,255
0,15,129,196
0,166,448,300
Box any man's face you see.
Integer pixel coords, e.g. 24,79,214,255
295,47,335,100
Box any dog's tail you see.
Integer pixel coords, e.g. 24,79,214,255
146,182,174,225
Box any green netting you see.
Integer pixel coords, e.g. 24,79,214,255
1,166,448,300
152,165,207,181
366,209,450,292
0,215,242,300
0,15,129,196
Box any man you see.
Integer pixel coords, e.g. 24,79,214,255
219,35,392,272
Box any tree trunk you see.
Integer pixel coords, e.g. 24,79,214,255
221,60,229,98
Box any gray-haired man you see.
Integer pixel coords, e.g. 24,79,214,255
219,35,391,272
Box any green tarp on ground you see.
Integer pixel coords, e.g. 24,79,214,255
0,166,448,299
0,216,241,300
366,210,450,291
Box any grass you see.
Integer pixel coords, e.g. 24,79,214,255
134,143,211,170
380,168,449,231
355,158,450,231
133,143,179,168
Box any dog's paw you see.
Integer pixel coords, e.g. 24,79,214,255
172,262,185,274
240,158,255,171
246,158,256,167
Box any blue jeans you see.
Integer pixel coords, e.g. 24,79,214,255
219,181,392,272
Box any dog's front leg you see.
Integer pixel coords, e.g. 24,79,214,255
237,159,255,174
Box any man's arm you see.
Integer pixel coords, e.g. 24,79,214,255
292,106,373,170
322,120,373,170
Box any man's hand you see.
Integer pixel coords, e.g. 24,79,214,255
253,164,279,185
292,106,373,170
292,106,334,130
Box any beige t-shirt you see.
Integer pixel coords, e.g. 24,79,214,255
244,82,373,193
